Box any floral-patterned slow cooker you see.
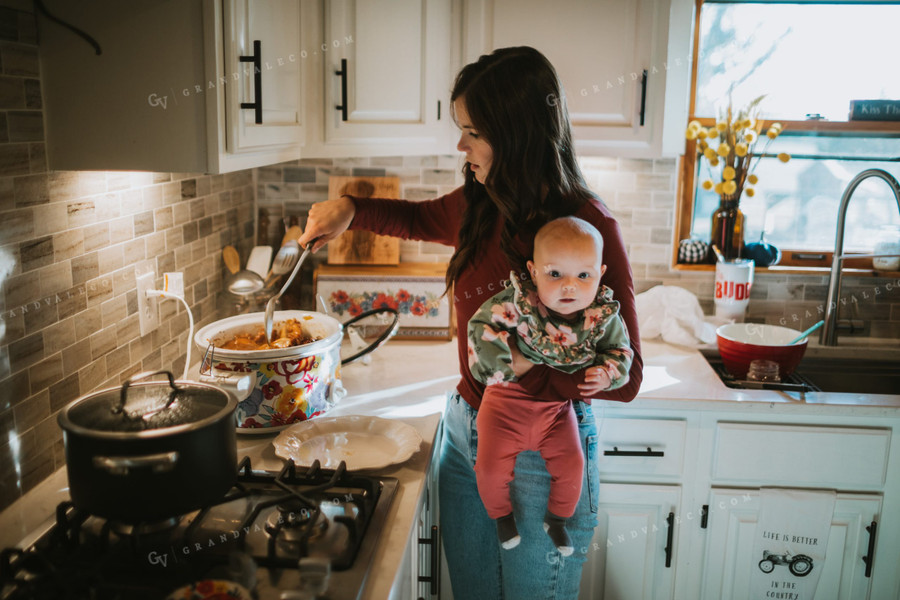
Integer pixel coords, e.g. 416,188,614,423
194,309,397,431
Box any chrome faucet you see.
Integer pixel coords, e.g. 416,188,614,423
822,168,900,345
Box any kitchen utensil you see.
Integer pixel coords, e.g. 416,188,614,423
222,245,240,274
281,224,303,247
246,245,273,278
788,320,824,345
710,244,725,263
225,268,265,296
264,240,316,346
273,415,423,470
194,308,398,431
57,370,237,523
716,323,808,380
264,239,300,287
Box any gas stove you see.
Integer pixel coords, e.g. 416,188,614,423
0,457,398,600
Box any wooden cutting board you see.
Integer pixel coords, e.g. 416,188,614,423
327,176,401,265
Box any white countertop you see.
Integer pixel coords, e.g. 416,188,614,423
2,336,898,594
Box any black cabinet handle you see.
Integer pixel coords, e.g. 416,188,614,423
335,58,348,121
239,40,263,124
603,446,664,457
664,511,674,568
639,68,648,126
700,504,709,529
863,520,877,577
418,524,440,595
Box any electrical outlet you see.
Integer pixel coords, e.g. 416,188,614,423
136,270,159,336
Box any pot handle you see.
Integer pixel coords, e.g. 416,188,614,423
115,370,182,417
93,451,180,475
340,308,400,366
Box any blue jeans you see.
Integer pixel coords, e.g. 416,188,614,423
439,391,600,600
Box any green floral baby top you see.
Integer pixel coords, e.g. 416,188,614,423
467,271,633,389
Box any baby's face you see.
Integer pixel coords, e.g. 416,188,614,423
527,236,605,319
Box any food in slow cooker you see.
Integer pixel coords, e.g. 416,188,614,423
220,318,321,350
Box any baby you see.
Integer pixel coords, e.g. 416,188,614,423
467,216,633,555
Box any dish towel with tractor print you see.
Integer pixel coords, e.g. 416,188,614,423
750,487,836,599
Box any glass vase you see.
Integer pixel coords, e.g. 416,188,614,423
710,194,744,260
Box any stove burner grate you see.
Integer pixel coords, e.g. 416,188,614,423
0,457,398,600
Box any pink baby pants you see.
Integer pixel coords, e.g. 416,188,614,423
474,385,584,519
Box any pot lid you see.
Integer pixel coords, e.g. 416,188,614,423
60,371,234,435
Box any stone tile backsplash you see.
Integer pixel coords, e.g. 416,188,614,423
0,7,258,512
1,3,898,518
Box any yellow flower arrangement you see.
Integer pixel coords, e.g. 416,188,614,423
685,96,790,202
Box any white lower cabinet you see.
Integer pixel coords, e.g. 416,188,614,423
583,407,900,600
580,483,680,600
701,489,880,600
397,421,442,600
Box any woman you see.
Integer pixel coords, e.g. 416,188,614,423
299,46,642,600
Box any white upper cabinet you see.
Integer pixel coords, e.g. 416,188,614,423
301,0,456,157
223,0,305,153
463,0,693,158
39,0,305,174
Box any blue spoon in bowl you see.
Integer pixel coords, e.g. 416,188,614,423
788,320,824,345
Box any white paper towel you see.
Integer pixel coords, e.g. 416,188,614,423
635,285,718,347
750,488,836,599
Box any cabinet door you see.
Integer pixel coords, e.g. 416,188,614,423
580,483,680,600
223,0,304,152
416,421,442,598
702,488,879,600
320,0,453,155
470,0,672,157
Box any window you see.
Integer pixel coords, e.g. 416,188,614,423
676,0,900,270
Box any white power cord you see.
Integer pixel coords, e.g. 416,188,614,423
145,289,194,381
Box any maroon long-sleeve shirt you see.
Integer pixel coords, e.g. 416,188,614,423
348,186,642,409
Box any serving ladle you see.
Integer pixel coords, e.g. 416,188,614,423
222,245,265,296
264,238,319,346
226,270,265,295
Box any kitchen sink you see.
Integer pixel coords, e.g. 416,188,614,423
702,349,900,395
793,356,900,395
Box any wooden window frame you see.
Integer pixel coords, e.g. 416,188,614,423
673,0,900,275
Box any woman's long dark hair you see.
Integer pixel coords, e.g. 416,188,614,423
445,46,594,290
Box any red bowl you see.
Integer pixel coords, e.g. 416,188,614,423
716,323,808,380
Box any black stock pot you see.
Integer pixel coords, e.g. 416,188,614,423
57,370,237,523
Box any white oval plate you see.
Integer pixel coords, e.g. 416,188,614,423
272,415,423,471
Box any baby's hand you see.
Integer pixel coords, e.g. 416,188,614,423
578,366,613,397
508,343,534,378
585,366,612,388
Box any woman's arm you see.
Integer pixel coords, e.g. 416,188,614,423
299,187,465,250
